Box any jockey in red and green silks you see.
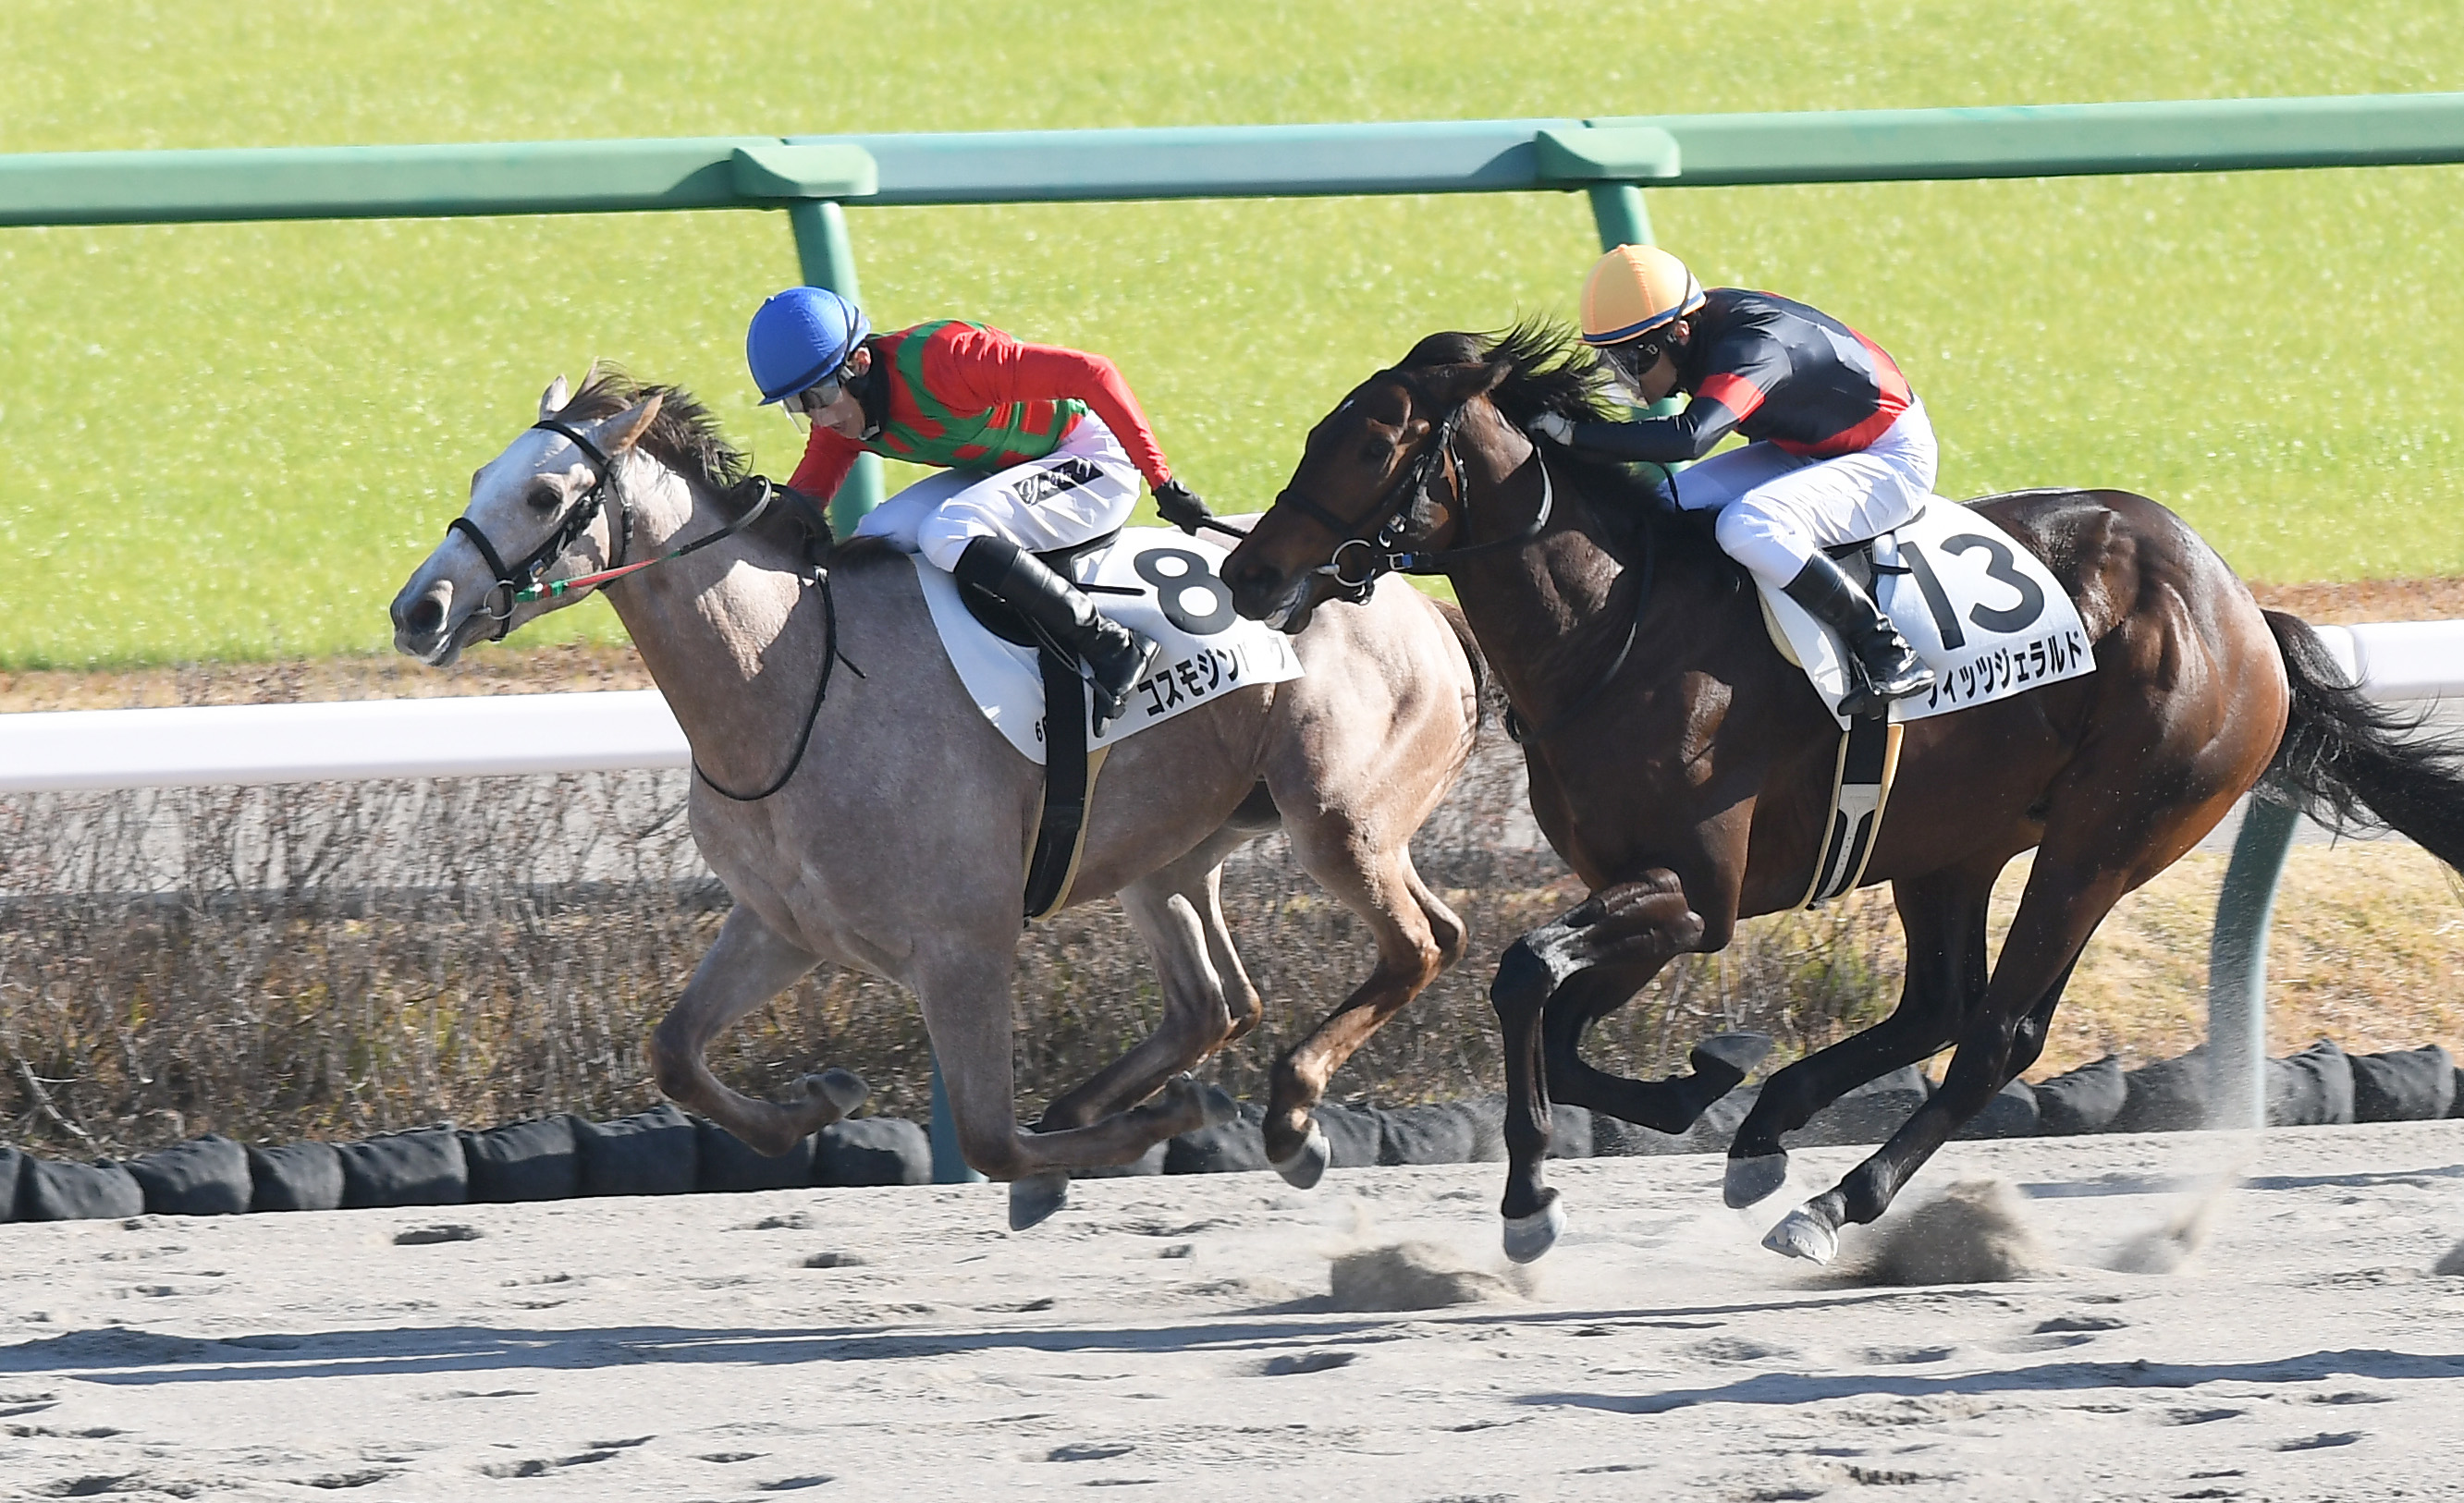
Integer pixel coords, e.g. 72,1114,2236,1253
745,287,1211,733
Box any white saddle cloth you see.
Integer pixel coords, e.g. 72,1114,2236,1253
911,524,1306,764
1759,498,2095,727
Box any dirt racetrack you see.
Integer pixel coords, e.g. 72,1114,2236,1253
7,1122,2464,1501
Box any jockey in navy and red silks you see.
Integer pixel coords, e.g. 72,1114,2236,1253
745,287,1209,733
1528,245,1938,716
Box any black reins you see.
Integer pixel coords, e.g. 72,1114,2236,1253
1286,385,1656,744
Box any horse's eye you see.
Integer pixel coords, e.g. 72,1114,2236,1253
525,481,561,512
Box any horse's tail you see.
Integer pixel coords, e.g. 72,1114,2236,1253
2263,609,2464,872
1431,596,1502,739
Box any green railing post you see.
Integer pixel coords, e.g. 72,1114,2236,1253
2206,795,2297,1131
928,1057,985,1185
1578,182,1686,442
1585,182,1654,251
785,199,884,532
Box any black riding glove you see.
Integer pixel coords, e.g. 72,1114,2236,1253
1152,478,1216,535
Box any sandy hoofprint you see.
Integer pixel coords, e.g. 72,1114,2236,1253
6,1122,2464,1500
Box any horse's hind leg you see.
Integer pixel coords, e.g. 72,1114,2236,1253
1263,827,1464,1188
649,905,869,1155
1721,859,1997,1208
1761,852,2126,1265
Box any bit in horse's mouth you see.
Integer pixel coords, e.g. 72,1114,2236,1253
1262,575,1313,634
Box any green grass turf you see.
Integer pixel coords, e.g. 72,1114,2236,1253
2,0,2459,666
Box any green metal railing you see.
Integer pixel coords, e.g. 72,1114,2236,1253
6,92,2461,1154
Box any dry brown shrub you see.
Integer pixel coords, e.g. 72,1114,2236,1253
0,739,1916,1155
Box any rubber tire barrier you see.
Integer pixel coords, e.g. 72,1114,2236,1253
1954,1078,2043,1141
2033,1055,2127,1136
337,1126,468,1209
247,1142,344,1212
1379,1100,1489,1167
21,1156,145,1221
1162,1102,1270,1175
2349,1045,2456,1122
693,1118,815,1194
815,1117,930,1187
575,1104,698,1197
462,1116,582,1203
2267,1039,2355,1127
1307,1102,1386,1170
126,1133,252,1216
12,1033,2464,1225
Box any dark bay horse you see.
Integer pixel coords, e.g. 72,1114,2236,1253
1220,324,2464,1265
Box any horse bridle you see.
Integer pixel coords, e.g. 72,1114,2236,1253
1272,397,1555,603
1279,380,1653,743
441,416,854,802
447,419,635,642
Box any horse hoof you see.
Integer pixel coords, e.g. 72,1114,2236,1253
1691,1032,1772,1084
803,1068,870,1118
1009,1172,1070,1231
1502,1195,1566,1265
1762,1207,1839,1265
1724,1152,1789,1209
1269,1123,1330,1190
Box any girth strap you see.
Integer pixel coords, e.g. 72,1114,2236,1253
1023,648,1107,923
1793,711,1905,909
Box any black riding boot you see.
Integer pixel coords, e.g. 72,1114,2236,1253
1780,552,1936,717
955,536,1160,735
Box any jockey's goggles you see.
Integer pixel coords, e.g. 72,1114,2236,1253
1600,335,1674,399
781,373,851,434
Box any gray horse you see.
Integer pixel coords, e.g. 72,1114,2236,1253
390,372,1483,1226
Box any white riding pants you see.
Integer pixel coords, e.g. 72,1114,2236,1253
1668,399,1939,591
850,414,1141,574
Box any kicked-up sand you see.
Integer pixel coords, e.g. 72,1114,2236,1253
6,1121,2464,1500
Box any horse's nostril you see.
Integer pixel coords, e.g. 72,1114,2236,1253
405,596,443,636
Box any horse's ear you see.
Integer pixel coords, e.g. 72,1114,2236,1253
595,393,665,454
539,375,570,421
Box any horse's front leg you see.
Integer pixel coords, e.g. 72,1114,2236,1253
917,947,1232,1231
1035,856,1249,1134
1722,862,1993,1211
1538,959,1770,1132
1492,872,1760,1262
649,906,870,1155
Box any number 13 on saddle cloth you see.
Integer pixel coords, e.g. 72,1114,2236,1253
912,527,1306,763
1759,500,2094,728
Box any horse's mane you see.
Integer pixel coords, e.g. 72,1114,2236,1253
1397,321,1722,571
552,368,885,567
554,368,750,498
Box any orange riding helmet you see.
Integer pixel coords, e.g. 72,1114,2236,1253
1579,243,1706,347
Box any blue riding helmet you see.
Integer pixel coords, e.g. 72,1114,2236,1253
746,286,873,404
